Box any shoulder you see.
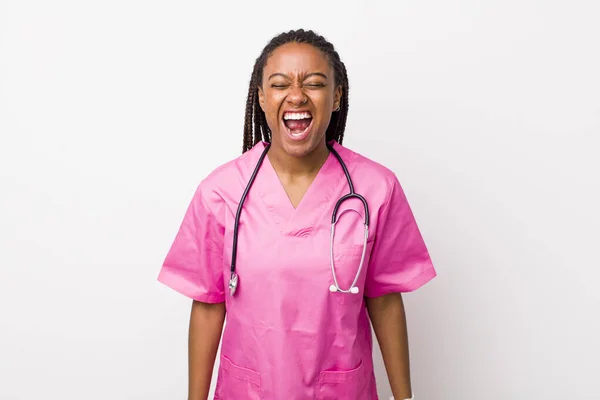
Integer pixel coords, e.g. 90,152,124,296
332,141,403,202
193,143,264,209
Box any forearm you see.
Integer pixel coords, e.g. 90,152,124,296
188,300,226,400
366,293,412,399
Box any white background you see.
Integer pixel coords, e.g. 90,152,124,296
1,0,599,399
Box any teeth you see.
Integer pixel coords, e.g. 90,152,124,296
283,112,312,120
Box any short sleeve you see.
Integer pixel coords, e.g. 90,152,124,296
364,175,436,298
157,183,225,303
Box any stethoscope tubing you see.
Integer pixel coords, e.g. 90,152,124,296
229,142,370,296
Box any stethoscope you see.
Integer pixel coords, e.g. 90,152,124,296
228,142,370,297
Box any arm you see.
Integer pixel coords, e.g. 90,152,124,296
366,293,413,400
188,300,226,400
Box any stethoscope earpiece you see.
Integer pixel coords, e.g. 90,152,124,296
329,284,360,294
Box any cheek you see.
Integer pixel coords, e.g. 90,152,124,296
313,90,334,107
263,93,285,115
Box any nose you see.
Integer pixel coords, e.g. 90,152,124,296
287,84,307,106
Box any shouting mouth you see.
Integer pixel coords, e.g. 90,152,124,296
283,111,313,141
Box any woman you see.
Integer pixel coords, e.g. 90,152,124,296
158,29,436,400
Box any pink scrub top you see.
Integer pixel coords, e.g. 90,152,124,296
158,141,436,400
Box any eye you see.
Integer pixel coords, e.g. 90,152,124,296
271,83,288,89
305,82,326,88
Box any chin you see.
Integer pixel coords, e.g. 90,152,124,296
280,138,316,157
279,132,327,158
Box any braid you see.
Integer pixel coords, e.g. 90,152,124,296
242,29,350,153
243,79,256,152
326,55,349,144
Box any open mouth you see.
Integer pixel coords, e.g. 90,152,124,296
283,111,313,140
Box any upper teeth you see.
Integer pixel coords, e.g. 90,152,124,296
283,112,312,120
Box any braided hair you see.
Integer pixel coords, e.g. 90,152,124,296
242,29,349,153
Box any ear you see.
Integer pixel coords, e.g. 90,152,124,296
257,86,265,112
333,85,342,111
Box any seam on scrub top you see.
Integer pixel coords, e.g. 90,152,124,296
379,174,397,222
197,187,227,251
406,264,437,284
367,266,436,297
157,269,225,303
194,292,225,303
229,375,261,386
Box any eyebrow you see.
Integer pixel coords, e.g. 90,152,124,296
268,72,329,81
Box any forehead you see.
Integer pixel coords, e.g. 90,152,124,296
263,42,332,76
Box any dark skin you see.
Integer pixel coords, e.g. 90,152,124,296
366,294,413,399
258,42,341,208
187,42,412,400
188,300,225,400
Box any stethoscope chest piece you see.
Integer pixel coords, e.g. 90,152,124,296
229,272,239,296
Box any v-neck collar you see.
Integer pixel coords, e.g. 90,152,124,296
245,141,349,237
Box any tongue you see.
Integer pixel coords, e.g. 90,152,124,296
285,118,311,133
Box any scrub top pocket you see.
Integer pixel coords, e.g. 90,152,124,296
214,355,262,400
330,241,374,306
316,359,368,400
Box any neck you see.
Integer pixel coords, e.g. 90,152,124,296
267,140,330,177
